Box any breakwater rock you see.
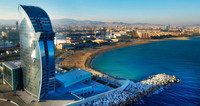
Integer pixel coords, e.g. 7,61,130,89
81,73,180,106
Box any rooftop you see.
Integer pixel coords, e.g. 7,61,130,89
55,69,91,85
20,5,49,18
56,82,91,94
3,60,21,70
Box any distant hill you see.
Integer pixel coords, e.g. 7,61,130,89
52,19,155,26
52,18,105,25
0,20,17,26
0,18,154,26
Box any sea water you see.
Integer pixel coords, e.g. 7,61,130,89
92,37,200,105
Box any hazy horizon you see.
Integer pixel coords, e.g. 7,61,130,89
0,0,200,25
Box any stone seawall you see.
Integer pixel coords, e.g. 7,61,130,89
80,73,180,106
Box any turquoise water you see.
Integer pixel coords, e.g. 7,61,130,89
92,37,200,105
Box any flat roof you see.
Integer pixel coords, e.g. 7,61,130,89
55,69,91,84
3,60,21,70
65,82,91,91
56,82,91,94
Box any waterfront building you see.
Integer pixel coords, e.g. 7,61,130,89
56,69,91,88
199,28,200,34
18,5,55,99
2,60,22,90
54,35,67,45
66,34,84,44
100,27,107,40
165,24,170,31
56,43,75,50
55,69,93,97
136,31,150,39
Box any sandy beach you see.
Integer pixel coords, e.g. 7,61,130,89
166,37,190,40
61,37,190,75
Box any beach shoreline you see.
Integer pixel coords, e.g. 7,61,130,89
61,36,191,78
61,36,190,105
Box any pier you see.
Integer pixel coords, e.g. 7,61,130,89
74,73,180,106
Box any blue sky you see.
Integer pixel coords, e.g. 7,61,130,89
0,0,200,25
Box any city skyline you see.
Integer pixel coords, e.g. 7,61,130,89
0,0,200,25
0,2,200,106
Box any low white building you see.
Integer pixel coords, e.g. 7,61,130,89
55,69,93,97
55,69,91,88
54,34,67,45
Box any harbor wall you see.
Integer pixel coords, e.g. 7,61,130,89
68,74,180,106
66,80,130,106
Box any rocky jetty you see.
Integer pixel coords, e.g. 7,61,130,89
81,73,180,106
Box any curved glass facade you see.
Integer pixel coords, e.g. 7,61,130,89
18,5,55,99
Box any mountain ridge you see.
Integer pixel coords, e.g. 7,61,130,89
0,18,156,26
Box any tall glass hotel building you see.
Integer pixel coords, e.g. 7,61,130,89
18,5,55,99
